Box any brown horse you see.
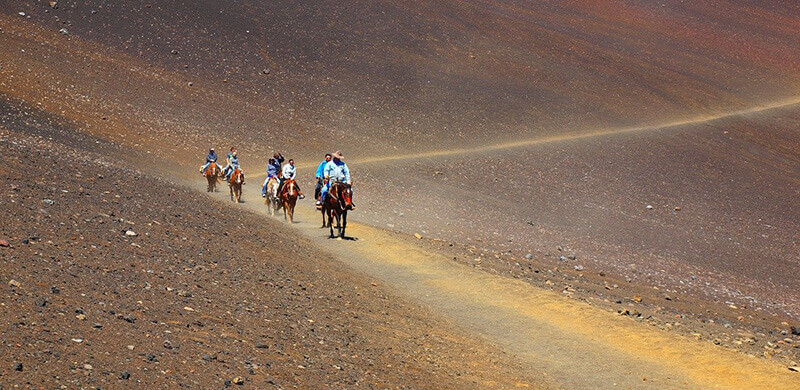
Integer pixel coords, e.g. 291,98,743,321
228,168,244,203
321,182,353,238
279,179,299,223
204,162,221,192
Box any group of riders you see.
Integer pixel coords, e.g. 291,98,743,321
200,147,355,210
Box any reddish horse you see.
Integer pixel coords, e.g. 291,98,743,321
321,182,353,238
204,162,221,192
228,168,244,203
279,179,299,223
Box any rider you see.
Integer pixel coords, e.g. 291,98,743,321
222,147,236,178
262,157,282,198
277,159,305,199
199,147,219,175
224,150,244,184
314,153,332,201
317,150,354,210
272,152,284,169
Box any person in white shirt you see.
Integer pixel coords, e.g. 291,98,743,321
277,159,305,199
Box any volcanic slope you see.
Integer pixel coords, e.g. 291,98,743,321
2,0,800,159
0,124,543,388
352,101,800,321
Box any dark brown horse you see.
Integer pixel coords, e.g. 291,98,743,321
204,162,221,192
279,179,299,223
228,168,244,203
321,182,353,238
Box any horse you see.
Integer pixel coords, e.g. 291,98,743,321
228,168,243,203
321,181,353,238
265,176,281,216
204,162,221,192
279,179,299,223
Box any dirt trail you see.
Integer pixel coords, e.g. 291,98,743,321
247,97,800,179
194,181,800,390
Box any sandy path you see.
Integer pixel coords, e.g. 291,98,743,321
244,97,800,177
194,181,800,389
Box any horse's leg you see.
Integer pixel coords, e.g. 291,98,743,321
341,210,347,238
329,211,336,238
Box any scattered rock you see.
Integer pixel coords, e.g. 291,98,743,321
50,286,60,294
125,230,137,236
49,1,58,8
674,206,681,211
524,253,533,260
92,323,103,329
0,239,9,247
120,371,131,380
233,376,244,385
76,314,86,320
8,279,21,288
645,205,654,210
83,364,93,370
789,366,800,373
171,49,179,55
414,233,422,239
633,296,643,303
59,28,68,35
262,69,270,75
18,12,26,17
558,256,568,262
163,340,173,349
188,82,194,86
71,338,83,343
42,198,55,205
574,265,584,271
13,362,23,371
791,326,799,336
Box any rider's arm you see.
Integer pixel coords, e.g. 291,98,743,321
343,164,351,184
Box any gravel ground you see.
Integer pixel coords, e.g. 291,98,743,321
0,129,541,389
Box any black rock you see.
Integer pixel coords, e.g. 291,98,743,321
792,326,799,336
36,298,47,307
50,286,60,294
13,362,23,371
120,371,131,380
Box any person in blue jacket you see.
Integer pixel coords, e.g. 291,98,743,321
314,153,332,201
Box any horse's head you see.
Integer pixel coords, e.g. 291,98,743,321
233,169,242,184
281,179,297,198
340,183,353,208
